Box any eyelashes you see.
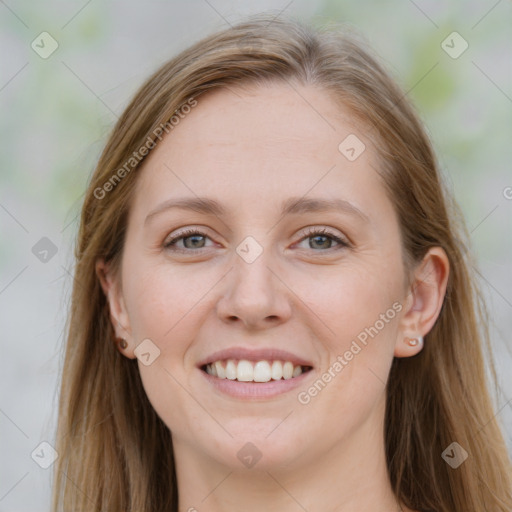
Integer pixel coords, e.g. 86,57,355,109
163,226,350,254
164,228,214,252
295,227,349,251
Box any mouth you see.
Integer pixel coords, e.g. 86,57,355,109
197,347,314,398
201,359,313,382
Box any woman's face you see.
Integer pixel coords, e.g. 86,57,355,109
106,83,417,470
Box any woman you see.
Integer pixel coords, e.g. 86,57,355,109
51,15,512,512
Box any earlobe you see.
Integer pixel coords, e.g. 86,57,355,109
394,335,424,358
394,247,450,358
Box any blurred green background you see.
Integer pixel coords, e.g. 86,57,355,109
1,1,511,510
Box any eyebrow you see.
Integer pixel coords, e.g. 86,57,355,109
144,196,369,225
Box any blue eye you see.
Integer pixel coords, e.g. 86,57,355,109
296,227,349,251
163,227,349,254
164,229,212,252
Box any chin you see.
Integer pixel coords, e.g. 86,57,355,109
198,422,311,471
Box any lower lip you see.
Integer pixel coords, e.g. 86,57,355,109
199,368,313,399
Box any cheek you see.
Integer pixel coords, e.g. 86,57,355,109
121,261,217,435
292,259,401,412
295,259,402,349
122,257,217,346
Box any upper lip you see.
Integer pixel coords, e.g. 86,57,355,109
197,346,314,368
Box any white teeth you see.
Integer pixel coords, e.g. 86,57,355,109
253,361,272,382
237,360,253,382
214,361,226,379
225,359,237,380
204,359,307,382
282,361,294,380
271,360,283,380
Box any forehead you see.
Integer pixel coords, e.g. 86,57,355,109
130,82,389,222
160,83,367,167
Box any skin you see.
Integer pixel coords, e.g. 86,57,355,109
97,82,449,512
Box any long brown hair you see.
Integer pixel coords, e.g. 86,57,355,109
51,15,512,512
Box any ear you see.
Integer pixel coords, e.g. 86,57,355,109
394,247,450,358
96,258,136,359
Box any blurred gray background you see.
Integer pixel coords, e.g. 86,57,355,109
1,1,511,510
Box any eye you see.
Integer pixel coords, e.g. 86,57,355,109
163,228,214,253
295,227,349,251
163,226,350,255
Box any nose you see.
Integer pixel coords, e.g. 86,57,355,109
216,251,292,330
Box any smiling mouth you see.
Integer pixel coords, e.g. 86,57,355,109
201,359,313,383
